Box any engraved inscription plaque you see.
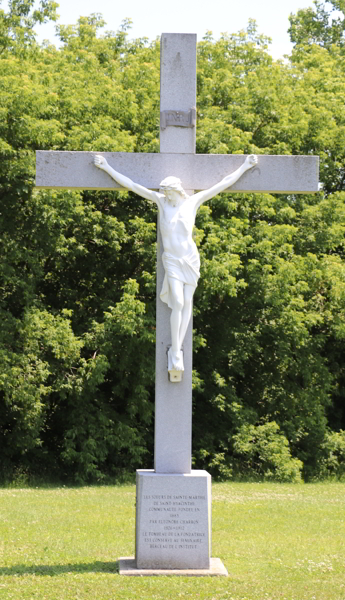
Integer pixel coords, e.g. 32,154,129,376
160,108,196,130
136,470,211,569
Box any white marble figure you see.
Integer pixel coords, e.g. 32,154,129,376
94,154,258,376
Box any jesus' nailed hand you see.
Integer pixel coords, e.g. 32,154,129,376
94,153,258,374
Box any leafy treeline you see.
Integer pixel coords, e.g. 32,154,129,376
1,0,345,483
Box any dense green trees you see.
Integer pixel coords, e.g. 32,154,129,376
288,0,345,49
1,1,345,482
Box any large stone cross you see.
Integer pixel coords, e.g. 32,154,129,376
36,33,319,573
36,33,318,476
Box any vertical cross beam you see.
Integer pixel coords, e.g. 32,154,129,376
154,33,197,474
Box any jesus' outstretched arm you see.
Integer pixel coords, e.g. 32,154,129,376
191,154,258,211
94,155,160,204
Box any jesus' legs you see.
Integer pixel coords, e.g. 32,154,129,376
168,278,196,371
178,283,195,350
168,277,185,370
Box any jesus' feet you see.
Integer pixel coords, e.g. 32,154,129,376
168,348,184,371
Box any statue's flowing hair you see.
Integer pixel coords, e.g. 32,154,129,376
159,176,189,199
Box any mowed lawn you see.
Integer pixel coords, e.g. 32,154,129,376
0,482,344,600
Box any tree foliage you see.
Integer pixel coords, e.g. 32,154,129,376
1,9,345,482
288,0,345,49
0,0,58,54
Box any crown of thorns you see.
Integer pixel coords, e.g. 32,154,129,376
159,176,183,191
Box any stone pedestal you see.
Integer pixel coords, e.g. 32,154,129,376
135,470,211,570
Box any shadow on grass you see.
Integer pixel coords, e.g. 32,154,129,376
0,561,119,576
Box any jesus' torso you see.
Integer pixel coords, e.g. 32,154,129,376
157,195,198,259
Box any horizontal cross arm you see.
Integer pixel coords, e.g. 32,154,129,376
36,151,319,194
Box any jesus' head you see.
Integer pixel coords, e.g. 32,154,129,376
159,176,188,205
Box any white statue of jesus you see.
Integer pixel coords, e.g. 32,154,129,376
94,154,258,374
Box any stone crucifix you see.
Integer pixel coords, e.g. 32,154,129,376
36,33,318,476
37,33,319,573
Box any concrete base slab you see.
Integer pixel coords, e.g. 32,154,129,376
119,556,228,577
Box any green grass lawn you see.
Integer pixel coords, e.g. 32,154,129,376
0,482,344,599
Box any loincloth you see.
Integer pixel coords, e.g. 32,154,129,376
160,251,200,309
